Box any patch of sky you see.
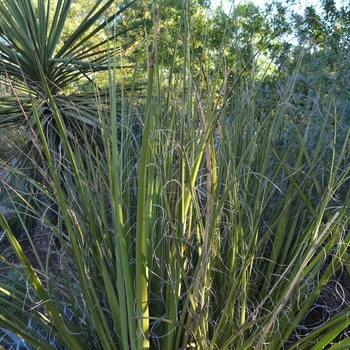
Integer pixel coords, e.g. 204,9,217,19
210,0,343,14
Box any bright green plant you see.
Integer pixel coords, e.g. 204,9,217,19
1,1,350,350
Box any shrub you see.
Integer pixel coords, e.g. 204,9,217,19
0,1,350,349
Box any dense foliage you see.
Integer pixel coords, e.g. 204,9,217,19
0,0,349,349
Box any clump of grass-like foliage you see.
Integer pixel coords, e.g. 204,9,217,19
1,2,350,350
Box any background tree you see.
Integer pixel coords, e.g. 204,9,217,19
259,0,350,162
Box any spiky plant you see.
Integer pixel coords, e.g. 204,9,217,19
0,0,139,230
0,0,138,181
